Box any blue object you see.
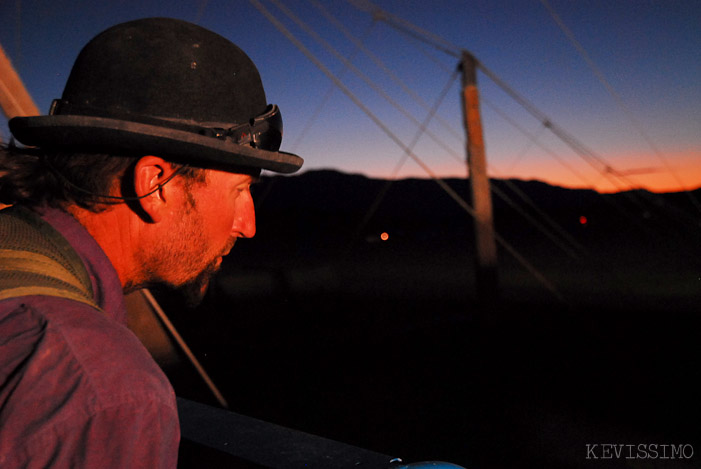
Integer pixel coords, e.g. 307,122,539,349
396,462,467,469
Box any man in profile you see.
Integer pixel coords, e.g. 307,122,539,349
0,17,302,467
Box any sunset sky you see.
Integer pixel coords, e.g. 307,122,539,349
1,0,699,193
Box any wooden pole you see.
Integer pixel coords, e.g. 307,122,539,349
0,43,40,121
460,51,499,302
139,289,229,409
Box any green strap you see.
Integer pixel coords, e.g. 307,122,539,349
0,206,102,311
0,286,102,309
0,250,89,291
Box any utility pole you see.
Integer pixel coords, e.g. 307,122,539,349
0,43,39,123
460,51,498,302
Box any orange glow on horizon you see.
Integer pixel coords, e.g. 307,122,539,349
370,149,701,194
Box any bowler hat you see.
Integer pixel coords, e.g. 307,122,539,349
9,17,303,174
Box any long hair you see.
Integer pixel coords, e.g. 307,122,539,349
0,144,205,212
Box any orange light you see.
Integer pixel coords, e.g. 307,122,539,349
380,232,389,241
579,216,588,225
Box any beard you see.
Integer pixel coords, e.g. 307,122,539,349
176,238,236,308
179,256,221,307
137,186,236,308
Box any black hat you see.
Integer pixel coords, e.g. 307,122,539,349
8,18,303,174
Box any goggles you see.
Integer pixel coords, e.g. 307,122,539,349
201,104,283,152
48,99,285,155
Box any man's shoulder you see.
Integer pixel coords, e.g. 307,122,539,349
0,297,179,468
0,296,176,420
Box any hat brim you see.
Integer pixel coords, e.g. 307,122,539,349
9,115,303,174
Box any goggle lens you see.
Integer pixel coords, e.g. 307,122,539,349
204,104,282,152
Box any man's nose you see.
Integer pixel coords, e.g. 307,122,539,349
233,196,256,238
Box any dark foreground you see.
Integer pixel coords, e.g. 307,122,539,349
154,269,700,469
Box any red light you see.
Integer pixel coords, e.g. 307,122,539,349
579,216,588,225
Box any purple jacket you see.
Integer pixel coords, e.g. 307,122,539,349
0,206,179,468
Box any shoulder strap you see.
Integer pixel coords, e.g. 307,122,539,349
0,206,102,311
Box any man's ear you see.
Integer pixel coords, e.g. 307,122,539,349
133,156,180,223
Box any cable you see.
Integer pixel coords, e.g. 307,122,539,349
43,156,188,202
311,0,464,143
344,69,460,255
268,0,462,162
350,0,699,218
288,8,378,152
490,182,584,261
481,96,592,187
479,93,660,235
193,0,208,24
140,289,229,409
477,61,673,227
346,0,462,58
249,0,566,302
540,0,701,212
348,2,664,196
478,63,628,189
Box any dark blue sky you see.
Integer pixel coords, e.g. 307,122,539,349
1,0,699,192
